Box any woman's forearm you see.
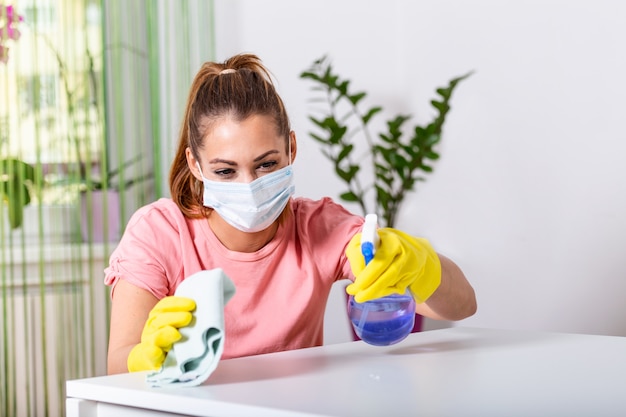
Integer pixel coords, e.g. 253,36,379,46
107,345,135,375
416,254,477,321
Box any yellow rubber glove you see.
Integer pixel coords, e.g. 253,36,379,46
127,296,196,372
345,228,442,304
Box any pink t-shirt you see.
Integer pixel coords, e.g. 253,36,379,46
104,197,364,359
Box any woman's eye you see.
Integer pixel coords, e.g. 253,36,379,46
214,168,235,177
258,161,277,171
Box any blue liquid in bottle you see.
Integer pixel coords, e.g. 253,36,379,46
348,292,416,346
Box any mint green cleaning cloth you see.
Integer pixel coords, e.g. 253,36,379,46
146,268,236,387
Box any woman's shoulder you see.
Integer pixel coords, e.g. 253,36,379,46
291,196,363,231
291,196,355,216
113,198,202,268
127,198,185,224
132,197,181,215
287,197,363,273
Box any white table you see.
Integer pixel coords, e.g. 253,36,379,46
66,327,626,417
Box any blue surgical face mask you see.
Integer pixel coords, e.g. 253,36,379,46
197,164,295,233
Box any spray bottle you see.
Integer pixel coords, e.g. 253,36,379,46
347,214,416,346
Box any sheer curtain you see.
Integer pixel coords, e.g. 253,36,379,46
0,1,215,415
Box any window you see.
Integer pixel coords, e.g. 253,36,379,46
1,0,104,204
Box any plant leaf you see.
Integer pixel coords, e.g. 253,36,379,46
362,107,382,124
340,191,359,202
336,144,354,162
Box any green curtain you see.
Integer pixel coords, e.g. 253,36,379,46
144,0,216,197
0,1,215,415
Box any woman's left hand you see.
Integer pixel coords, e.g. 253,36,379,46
345,228,442,303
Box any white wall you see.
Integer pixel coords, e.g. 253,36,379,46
213,0,626,338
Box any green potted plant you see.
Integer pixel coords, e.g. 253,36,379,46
300,55,472,228
301,56,472,337
76,155,150,193
46,155,151,242
0,158,38,229
76,156,152,242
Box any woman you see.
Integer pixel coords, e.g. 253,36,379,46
105,53,477,375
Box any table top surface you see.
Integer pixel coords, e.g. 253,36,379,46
66,327,626,417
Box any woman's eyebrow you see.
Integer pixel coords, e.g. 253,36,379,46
208,150,280,165
208,158,236,165
253,150,279,162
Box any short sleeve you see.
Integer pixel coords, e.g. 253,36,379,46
104,199,200,299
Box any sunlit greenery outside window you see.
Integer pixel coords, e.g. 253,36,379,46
1,0,105,214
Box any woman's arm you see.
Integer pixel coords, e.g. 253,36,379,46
107,280,159,375
415,253,477,321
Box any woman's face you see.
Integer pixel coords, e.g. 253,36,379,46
187,114,296,183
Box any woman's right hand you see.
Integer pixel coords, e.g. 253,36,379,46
127,296,196,372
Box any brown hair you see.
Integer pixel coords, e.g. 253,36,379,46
169,53,292,219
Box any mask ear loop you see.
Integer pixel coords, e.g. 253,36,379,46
288,134,292,166
196,161,207,181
